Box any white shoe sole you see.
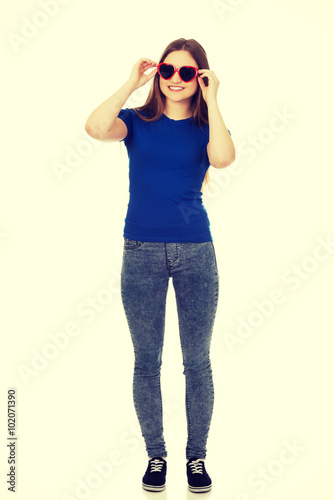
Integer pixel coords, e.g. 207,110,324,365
188,483,212,493
142,482,166,492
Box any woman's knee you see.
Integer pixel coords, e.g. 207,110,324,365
134,350,163,375
182,353,212,374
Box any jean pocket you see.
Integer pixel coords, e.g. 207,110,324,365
123,238,145,250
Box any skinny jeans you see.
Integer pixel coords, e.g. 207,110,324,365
120,238,219,460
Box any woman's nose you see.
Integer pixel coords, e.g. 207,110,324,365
170,78,183,85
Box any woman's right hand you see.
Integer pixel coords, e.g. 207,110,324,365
127,58,158,91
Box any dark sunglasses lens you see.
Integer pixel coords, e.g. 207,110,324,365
179,66,196,82
159,64,174,79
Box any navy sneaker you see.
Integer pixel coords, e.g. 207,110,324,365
187,457,212,493
142,457,167,492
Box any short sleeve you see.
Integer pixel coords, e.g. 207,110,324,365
118,108,133,146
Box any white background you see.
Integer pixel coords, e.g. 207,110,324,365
1,0,334,499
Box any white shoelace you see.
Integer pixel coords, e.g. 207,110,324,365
188,459,204,474
150,458,164,472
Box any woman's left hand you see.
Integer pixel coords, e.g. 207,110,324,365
197,69,220,103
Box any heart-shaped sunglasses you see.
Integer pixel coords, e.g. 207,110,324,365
157,63,199,83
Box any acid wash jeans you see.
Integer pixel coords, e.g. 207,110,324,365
120,238,219,460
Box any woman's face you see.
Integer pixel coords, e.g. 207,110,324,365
158,50,199,103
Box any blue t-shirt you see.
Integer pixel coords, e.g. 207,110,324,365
118,108,227,243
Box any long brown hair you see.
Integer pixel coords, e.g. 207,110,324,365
132,38,211,193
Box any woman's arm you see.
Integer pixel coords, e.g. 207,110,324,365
206,99,235,168
85,58,157,142
198,68,236,168
85,80,136,141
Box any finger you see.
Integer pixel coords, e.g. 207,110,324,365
146,68,158,80
199,72,218,84
145,59,158,66
141,61,155,68
198,69,215,79
143,61,157,67
140,59,157,69
198,74,209,83
197,76,204,88
198,72,210,81
141,63,157,76
199,71,213,77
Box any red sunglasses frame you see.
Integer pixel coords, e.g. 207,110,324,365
157,63,199,83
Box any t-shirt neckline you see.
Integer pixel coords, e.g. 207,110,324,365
162,112,193,122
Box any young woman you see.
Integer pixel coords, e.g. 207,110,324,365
85,38,235,494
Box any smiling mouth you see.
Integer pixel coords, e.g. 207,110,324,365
168,86,185,91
